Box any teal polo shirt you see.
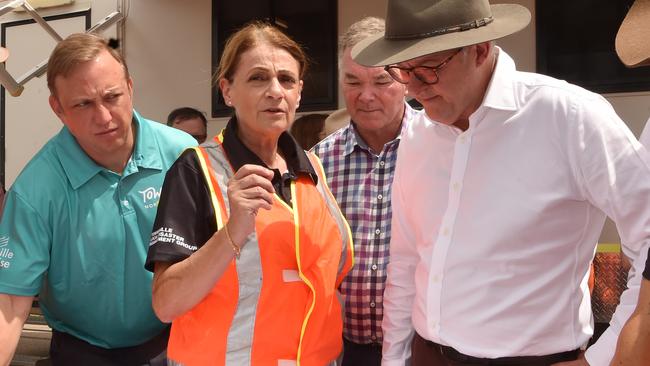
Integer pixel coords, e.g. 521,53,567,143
0,111,196,348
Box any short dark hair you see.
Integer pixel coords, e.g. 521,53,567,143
167,107,207,127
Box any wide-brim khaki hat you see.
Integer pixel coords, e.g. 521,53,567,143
616,0,650,68
323,108,350,136
352,0,531,66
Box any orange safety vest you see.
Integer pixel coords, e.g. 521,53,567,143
167,135,354,366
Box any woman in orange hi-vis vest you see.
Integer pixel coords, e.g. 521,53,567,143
144,21,354,366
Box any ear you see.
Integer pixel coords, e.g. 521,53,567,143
296,79,303,107
127,77,134,98
48,94,64,121
219,78,232,105
474,42,493,67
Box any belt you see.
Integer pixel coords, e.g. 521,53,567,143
421,336,579,365
343,338,382,349
50,327,170,365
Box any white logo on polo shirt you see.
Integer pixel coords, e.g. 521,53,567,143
0,236,13,269
139,187,161,209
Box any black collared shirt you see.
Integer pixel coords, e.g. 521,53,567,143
145,117,317,270
221,117,317,204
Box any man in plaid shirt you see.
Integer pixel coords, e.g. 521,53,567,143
312,17,416,366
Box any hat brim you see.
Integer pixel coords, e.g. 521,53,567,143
615,0,650,68
323,108,350,136
0,47,9,63
352,4,531,66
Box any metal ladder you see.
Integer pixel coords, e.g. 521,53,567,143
0,0,123,97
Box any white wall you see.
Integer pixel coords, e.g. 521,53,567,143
124,0,213,129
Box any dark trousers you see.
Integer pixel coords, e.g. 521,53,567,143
341,338,382,366
411,333,579,366
49,327,170,366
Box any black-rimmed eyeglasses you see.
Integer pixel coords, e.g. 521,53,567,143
384,48,463,85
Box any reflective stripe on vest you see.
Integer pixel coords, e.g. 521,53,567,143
167,135,354,366
308,153,354,284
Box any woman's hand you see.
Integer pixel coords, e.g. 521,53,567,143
151,163,273,322
226,164,275,244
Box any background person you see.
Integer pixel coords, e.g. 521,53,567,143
0,33,195,365
610,275,650,366
611,0,650,364
166,106,208,143
290,113,328,150
146,22,353,366
312,16,413,366
351,1,650,365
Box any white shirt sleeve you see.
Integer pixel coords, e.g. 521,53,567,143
381,156,417,365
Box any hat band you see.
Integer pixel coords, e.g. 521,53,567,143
386,16,494,40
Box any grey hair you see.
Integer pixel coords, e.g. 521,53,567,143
339,16,385,56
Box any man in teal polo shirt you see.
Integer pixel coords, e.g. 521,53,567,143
0,33,196,365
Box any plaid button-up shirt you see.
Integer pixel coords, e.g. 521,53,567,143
312,104,415,345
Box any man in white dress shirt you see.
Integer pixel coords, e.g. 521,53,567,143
351,1,650,365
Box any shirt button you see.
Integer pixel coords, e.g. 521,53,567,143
375,229,381,235
370,301,376,308
371,335,377,341
123,200,129,206
379,161,385,167
371,264,378,271
377,194,383,200
432,274,439,283
453,182,460,191
459,136,467,143
442,228,449,236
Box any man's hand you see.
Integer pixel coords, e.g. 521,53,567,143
0,294,33,366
